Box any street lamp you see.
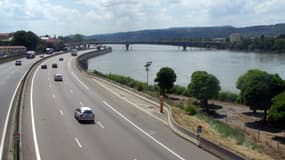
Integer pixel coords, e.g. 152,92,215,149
144,61,152,86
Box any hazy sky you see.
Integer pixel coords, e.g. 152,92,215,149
0,0,284,36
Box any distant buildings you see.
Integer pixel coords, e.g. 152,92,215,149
229,33,242,43
0,46,27,57
0,33,13,42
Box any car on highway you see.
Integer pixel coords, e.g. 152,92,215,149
41,64,47,69
52,63,58,68
59,57,64,61
54,74,63,81
74,107,95,123
15,60,22,66
71,49,78,56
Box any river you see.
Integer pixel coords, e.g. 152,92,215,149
88,44,285,92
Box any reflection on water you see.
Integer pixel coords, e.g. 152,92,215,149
88,45,285,92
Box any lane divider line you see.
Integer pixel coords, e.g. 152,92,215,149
94,79,167,125
97,121,105,129
31,66,42,160
80,102,84,106
70,89,73,93
71,72,89,90
103,101,185,160
52,94,55,99
0,71,27,159
49,85,51,88
75,137,82,148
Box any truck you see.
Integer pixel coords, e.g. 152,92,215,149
26,51,35,59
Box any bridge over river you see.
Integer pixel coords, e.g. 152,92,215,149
65,40,226,51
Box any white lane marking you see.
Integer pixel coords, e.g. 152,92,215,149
70,89,73,93
49,84,51,88
48,77,50,81
52,94,55,99
31,66,42,160
103,101,185,160
0,71,27,159
80,102,84,106
71,71,89,90
59,110,64,116
94,79,167,125
97,121,105,129
75,137,82,148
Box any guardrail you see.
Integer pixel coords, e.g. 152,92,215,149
0,54,25,64
75,48,246,160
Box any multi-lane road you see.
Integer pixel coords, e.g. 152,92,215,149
0,56,42,158
20,50,220,160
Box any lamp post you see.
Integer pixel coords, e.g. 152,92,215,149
144,61,152,86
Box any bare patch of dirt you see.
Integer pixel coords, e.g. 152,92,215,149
168,94,285,160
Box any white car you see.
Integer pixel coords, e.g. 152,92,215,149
74,107,95,122
54,74,63,81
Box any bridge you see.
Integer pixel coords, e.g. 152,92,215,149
65,40,226,51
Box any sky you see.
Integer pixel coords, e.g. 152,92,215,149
0,0,285,36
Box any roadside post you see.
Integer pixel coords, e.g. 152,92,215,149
197,125,203,146
160,96,164,113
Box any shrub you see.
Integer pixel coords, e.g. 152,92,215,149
172,85,189,96
184,104,197,115
217,91,239,102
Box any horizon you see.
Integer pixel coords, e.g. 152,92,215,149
1,0,285,36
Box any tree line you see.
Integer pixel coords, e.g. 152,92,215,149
154,67,285,129
228,34,285,53
11,30,66,52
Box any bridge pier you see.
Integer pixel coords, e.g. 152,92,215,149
183,45,187,51
125,43,130,51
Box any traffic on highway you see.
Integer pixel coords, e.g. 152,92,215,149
14,50,220,160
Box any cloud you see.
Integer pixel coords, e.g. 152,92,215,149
0,0,284,35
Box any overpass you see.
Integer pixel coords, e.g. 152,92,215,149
65,40,226,51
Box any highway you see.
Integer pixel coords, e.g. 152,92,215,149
0,56,41,158
22,50,220,160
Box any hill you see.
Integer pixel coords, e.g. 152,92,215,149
86,23,285,41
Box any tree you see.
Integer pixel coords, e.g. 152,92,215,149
154,67,176,96
267,91,285,129
12,30,39,50
188,71,221,112
236,69,285,122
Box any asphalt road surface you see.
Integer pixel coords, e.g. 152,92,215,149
0,56,41,158
22,51,220,160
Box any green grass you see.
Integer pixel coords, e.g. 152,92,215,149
196,113,258,149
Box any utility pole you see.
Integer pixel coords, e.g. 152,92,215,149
144,61,152,86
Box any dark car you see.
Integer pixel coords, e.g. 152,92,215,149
15,60,22,66
59,57,64,61
52,63,58,68
41,64,47,69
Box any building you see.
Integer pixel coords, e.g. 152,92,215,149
229,33,242,43
0,46,27,57
0,33,13,42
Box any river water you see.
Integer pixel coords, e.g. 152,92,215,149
88,44,285,92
